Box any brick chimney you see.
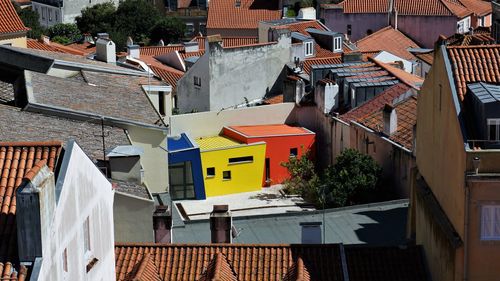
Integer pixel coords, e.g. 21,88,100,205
153,205,172,243
210,205,232,243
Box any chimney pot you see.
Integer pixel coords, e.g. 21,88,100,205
383,104,397,135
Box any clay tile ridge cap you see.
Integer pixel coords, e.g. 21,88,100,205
0,140,63,147
131,254,160,281
23,159,48,182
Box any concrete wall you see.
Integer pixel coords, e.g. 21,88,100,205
373,51,413,73
126,125,169,194
320,8,388,42
37,141,115,281
113,192,155,243
207,37,290,111
0,34,27,48
62,0,119,24
31,2,62,27
169,103,296,138
397,15,458,48
177,52,210,113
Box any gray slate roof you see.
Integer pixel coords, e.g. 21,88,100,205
172,199,409,246
468,82,500,103
0,102,129,161
29,70,164,126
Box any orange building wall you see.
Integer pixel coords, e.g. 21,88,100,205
223,127,315,186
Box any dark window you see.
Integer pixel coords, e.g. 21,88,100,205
265,158,270,181
158,91,165,116
223,170,231,180
366,29,373,35
488,119,500,141
290,148,298,157
194,76,201,87
228,156,253,164
207,167,215,177
347,24,352,36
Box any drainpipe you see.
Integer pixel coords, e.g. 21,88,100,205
463,176,470,281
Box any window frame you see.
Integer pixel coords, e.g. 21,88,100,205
334,37,342,52
487,119,500,141
290,148,298,157
222,170,231,180
481,204,500,241
83,216,92,260
194,76,201,87
304,41,313,57
228,156,253,164
206,167,215,177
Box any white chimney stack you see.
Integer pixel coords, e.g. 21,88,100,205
127,44,140,59
96,37,116,64
383,104,397,135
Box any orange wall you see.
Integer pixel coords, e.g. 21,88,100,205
223,128,315,185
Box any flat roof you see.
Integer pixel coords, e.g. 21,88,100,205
228,124,314,138
168,133,196,152
195,136,241,151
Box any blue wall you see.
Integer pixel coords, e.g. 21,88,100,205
168,147,206,200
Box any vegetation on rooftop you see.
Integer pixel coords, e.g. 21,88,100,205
282,148,383,208
12,2,45,39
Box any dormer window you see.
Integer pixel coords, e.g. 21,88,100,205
488,119,500,141
304,41,313,57
334,37,342,52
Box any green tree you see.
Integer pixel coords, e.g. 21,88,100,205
114,0,160,43
149,17,186,45
75,2,116,36
12,1,46,39
322,149,382,207
48,23,82,44
281,150,321,204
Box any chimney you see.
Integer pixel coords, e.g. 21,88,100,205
39,35,50,45
210,205,232,243
383,104,397,135
127,44,140,59
153,205,172,243
106,145,144,183
300,222,322,244
16,162,56,263
126,36,134,46
96,37,116,63
97,32,109,40
183,41,199,53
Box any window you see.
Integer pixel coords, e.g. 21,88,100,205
290,148,298,157
42,7,46,19
194,76,201,87
222,170,231,180
206,167,215,177
228,156,253,164
158,91,165,116
304,41,313,57
481,205,500,240
185,23,194,36
488,119,500,141
346,24,352,36
83,217,91,255
334,37,342,52
457,21,464,33
49,10,52,21
55,11,59,22
200,23,207,35
478,16,484,27
62,248,68,273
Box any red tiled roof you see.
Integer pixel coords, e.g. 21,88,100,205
0,141,62,261
228,124,313,137
341,83,411,122
445,32,496,46
141,46,185,56
339,0,472,17
198,253,238,281
27,39,65,53
0,262,27,281
360,95,418,149
179,50,205,59
457,0,491,16
0,0,28,34
303,56,343,74
371,58,424,89
207,0,281,30
149,64,184,92
263,94,284,104
65,41,96,56
124,254,162,281
276,20,327,35
447,45,500,101
115,243,344,281
356,26,420,61
282,257,311,281
414,51,434,65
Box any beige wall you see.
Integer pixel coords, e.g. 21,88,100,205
0,34,27,48
126,125,169,194
169,103,296,138
415,46,467,239
114,192,155,243
465,178,500,280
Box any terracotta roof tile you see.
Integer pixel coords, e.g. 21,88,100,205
457,0,491,16
356,26,420,60
65,41,96,56
282,257,311,281
27,38,91,56
0,141,62,261
141,46,185,56
207,0,281,30
445,32,496,46
360,95,418,149
115,243,344,281
341,0,389,13
0,0,28,34
303,56,343,74
198,253,238,281
447,45,500,100
371,58,424,89
414,51,434,65
124,254,162,281
263,94,284,104
341,83,411,122
192,36,259,49
340,0,472,17
149,64,184,92
0,262,27,281
27,39,65,53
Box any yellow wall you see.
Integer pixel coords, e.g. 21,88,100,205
0,34,27,48
200,143,266,197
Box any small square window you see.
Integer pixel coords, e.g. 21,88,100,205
223,170,231,180
290,148,298,157
207,167,215,177
194,76,201,87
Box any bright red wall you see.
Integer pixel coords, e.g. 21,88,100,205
223,128,315,186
